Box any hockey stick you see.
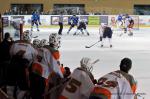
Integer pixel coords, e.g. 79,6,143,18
32,36,39,38
0,88,9,99
30,30,39,38
92,59,100,65
85,40,100,48
89,59,100,72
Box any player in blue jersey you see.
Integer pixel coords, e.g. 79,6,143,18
31,11,41,31
116,14,123,30
67,15,79,34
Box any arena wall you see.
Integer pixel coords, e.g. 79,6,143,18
2,15,150,28
1,0,150,14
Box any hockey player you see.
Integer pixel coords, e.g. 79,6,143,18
31,11,41,31
73,19,90,36
9,30,37,66
59,57,97,99
127,17,134,36
42,33,65,99
7,30,37,99
120,14,134,36
30,37,63,99
32,39,41,48
89,58,137,99
116,14,123,30
44,33,61,62
67,15,79,34
99,23,113,48
109,17,116,31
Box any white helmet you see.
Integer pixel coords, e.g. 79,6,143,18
40,39,48,47
49,33,61,49
80,57,93,72
33,39,40,48
23,30,31,41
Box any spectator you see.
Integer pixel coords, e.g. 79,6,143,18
0,32,13,62
0,13,2,42
0,32,13,90
4,10,8,15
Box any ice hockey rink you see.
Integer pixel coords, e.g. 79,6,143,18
22,26,150,99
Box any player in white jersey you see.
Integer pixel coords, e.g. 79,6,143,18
7,30,37,99
99,23,113,48
37,34,64,99
73,19,90,36
127,17,134,36
59,57,99,99
120,14,134,36
89,58,137,99
9,30,37,65
30,35,63,99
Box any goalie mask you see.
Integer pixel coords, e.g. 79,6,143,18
49,33,61,49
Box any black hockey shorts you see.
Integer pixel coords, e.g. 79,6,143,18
103,27,112,38
103,32,112,38
70,24,75,28
32,20,38,26
77,23,86,29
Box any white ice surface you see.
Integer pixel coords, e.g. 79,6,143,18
25,27,150,99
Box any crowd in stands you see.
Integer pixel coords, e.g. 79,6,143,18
3,9,108,15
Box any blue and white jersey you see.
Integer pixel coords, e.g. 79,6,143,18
69,15,79,25
31,12,40,22
117,15,123,21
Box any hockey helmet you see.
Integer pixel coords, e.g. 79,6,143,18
23,30,31,41
49,33,61,49
40,39,48,47
80,57,93,72
32,39,40,48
